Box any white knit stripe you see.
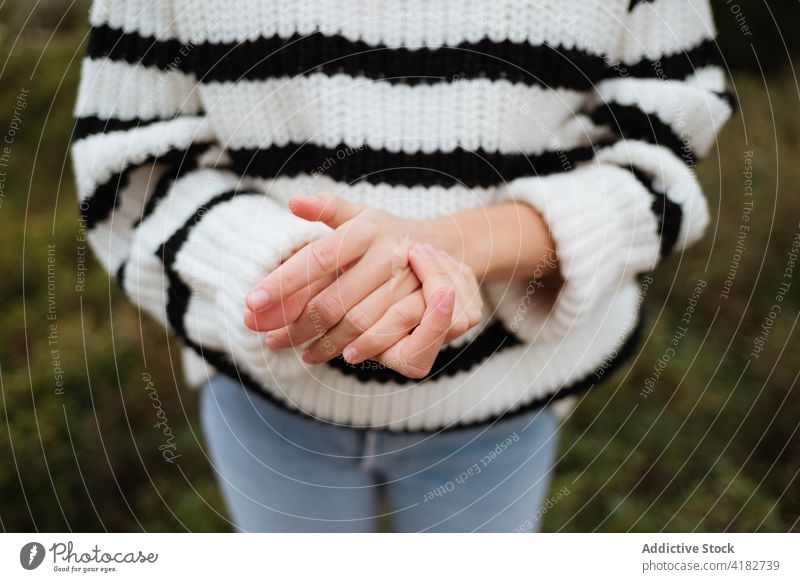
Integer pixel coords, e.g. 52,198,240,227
72,116,212,198
243,174,503,219
200,74,601,155
74,58,202,121
595,66,733,157
597,140,710,251
684,66,729,94
85,164,170,274
124,266,171,329
119,169,250,326
133,169,247,253
90,0,179,40
621,0,717,64
92,0,620,55
89,0,716,71
81,149,231,278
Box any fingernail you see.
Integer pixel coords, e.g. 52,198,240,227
423,243,438,256
412,243,435,258
302,347,317,364
247,289,270,311
264,333,279,348
343,346,360,363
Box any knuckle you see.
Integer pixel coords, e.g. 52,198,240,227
342,306,372,333
306,295,342,328
308,241,337,272
390,302,422,329
354,217,378,240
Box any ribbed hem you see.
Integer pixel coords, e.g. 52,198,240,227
182,278,643,432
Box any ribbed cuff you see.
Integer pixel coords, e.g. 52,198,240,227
174,194,330,382
490,161,662,341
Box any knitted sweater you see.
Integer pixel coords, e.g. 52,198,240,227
72,0,732,431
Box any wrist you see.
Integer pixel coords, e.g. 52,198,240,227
420,215,490,278
418,202,559,282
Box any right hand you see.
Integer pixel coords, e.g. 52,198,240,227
323,243,482,378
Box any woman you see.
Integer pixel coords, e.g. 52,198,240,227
72,0,731,531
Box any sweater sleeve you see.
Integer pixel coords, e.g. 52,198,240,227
485,0,732,342
72,1,328,380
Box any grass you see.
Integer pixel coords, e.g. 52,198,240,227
0,3,798,532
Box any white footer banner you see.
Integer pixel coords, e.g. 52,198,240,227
0,533,797,580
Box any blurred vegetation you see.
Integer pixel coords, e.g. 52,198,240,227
0,0,798,532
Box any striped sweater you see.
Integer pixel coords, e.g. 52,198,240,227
71,0,732,431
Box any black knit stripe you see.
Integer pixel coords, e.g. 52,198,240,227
133,143,212,228
87,24,194,73
105,144,212,292
228,141,609,189
72,114,189,142
626,165,683,259
228,315,644,433
80,142,213,230
115,261,126,289
157,189,260,337
591,101,695,166
86,23,717,88
326,319,523,384
715,90,738,112
625,39,721,79
628,0,656,11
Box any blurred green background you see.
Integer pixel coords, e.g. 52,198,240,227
1,0,798,532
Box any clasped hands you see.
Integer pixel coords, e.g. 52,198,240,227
243,192,484,379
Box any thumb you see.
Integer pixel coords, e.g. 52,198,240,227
288,191,365,228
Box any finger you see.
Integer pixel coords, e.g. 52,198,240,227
409,243,468,334
302,268,420,364
246,219,377,312
244,273,335,332
442,252,484,328
288,191,366,229
438,252,479,337
375,288,455,379
341,290,426,365
408,242,455,302
266,255,387,349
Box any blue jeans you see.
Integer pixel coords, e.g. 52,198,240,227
200,374,560,532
